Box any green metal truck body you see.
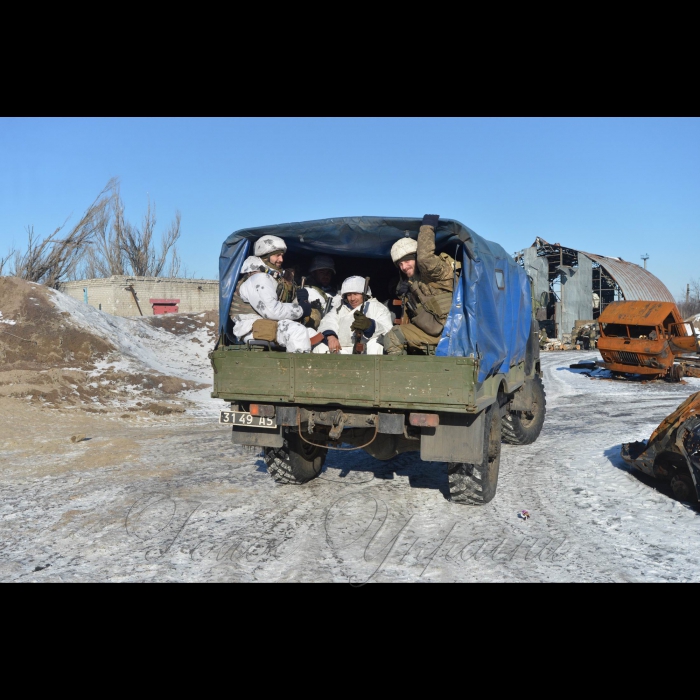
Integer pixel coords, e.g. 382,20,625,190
211,350,528,415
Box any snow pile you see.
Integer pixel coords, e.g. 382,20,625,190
48,289,212,385
0,276,220,416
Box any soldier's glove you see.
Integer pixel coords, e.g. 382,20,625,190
296,288,309,303
421,214,440,229
298,300,312,318
351,311,375,338
396,280,411,297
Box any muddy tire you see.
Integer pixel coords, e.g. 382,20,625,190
502,375,546,445
448,404,502,505
670,472,697,502
264,430,327,485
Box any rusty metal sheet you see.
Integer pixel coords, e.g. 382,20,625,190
648,391,700,444
598,300,681,326
621,391,700,501
579,252,675,302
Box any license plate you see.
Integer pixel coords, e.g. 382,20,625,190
219,411,277,428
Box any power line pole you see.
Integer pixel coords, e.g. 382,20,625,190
641,253,649,270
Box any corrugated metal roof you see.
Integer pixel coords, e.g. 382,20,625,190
579,251,675,302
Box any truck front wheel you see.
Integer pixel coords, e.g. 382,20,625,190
448,404,501,505
264,430,327,485
502,375,546,445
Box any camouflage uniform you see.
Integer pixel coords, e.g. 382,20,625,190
383,224,456,355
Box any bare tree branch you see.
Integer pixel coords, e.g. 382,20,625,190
0,247,14,276
14,179,184,285
12,178,117,288
153,211,181,277
87,184,127,277
116,197,181,277
678,278,700,319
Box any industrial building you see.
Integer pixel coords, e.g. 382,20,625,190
59,276,219,317
516,238,675,340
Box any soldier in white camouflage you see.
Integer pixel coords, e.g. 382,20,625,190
228,236,320,353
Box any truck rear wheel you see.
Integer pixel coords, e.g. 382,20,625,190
502,375,546,445
448,404,501,505
264,430,327,485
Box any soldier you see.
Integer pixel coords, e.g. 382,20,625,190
313,276,392,354
307,255,338,297
382,214,456,355
229,235,321,353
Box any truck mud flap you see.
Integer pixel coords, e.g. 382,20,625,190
420,411,484,463
230,425,284,448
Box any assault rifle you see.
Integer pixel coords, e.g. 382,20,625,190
352,277,371,355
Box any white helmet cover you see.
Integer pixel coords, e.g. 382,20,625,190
241,256,267,274
341,275,372,297
390,237,418,264
308,254,336,274
254,235,287,257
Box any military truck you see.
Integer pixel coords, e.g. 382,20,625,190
210,217,546,505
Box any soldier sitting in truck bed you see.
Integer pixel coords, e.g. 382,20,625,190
306,255,338,298
382,214,457,355
313,276,392,354
229,235,321,353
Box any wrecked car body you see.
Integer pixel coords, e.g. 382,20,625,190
621,391,700,502
597,301,699,380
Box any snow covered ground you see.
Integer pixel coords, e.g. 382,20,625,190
49,288,214,386
2,347,700,582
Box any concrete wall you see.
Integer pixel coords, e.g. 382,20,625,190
60,276,218,317
523,247,549,307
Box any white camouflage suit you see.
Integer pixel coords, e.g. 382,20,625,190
313,287,393,355
231,256,321,353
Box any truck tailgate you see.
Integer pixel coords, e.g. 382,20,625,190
211,350,476,412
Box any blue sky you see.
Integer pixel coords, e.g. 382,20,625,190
1,117,698,298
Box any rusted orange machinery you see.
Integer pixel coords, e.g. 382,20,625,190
621,391,700,501
597,301,700,380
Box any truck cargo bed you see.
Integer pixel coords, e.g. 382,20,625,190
211,347,482,412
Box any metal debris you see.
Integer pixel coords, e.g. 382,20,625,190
621,391,700,502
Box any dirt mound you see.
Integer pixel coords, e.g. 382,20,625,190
0,277,212,412
0,277,113,369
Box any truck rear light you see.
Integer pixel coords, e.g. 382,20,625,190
249,404,275,417
409,413,439,427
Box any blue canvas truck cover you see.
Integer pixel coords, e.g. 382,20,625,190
218,216,532,383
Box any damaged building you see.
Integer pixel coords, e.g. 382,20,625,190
516,238,675,341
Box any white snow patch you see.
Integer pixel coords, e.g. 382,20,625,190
47,287,217,412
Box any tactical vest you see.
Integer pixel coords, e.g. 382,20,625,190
229,270,296,320
229,276,256,318
403,252,459,336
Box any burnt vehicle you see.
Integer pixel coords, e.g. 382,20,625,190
210,216,545,505
597,301,699,381
621,391,700,502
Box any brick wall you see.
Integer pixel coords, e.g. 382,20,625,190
59,276,219,317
